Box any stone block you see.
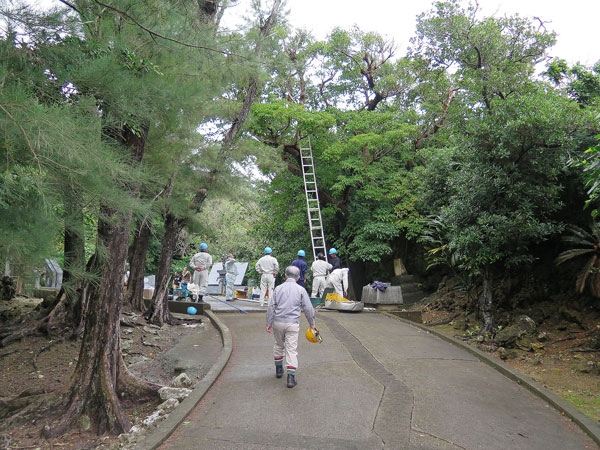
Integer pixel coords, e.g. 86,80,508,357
169,373,193,389
362,285,403,305
158,387,192,401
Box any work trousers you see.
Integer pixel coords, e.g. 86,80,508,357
311,276,327,298
193,269,209,295
259,273,275,306
326,278,344,296
272,322,299,370
225,273,236,300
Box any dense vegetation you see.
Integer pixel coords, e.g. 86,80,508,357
1,0,599,438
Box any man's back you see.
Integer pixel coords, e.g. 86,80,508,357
291,258,307,281
267,279,314,325
256,255,279,274
311,259,332,276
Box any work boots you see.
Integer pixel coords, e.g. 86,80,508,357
276,365,283,378
287,373,297,388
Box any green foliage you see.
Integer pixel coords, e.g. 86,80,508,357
555,224,600,295
423,88,578,275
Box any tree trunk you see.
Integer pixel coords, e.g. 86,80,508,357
125,220,152,311
478,268,496,334
348,259,366,301
147,213,181,326
43,193,88,334
63,194,85,284
43,209,132,437
42,126,159,438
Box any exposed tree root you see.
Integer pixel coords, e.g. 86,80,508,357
117,359,162,402
0,320,46,348
0,349,17,358
0,390,64,426
32,337,66,372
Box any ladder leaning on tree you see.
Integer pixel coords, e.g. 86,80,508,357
299,137,328,261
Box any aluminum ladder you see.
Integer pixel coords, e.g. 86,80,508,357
300,137,327,261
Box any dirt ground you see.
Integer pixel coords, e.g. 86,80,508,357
415,291,600,422
0,297,222,450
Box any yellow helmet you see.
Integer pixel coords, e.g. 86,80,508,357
306,327,322,343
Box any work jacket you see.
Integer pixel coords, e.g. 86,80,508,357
190,251,212,271
256,254,279,275
225,257,238,276
311,259,332,277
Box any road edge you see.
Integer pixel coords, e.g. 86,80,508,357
133,309,232,450
381,312,600,447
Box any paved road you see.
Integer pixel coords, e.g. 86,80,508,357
160,312,597,450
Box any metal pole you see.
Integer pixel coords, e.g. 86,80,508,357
204,295,249,314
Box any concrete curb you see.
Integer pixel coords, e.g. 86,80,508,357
133,309,232,450
381,312,600,447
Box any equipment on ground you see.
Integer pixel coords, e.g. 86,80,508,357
324,292,364,312
187,306,198,315
264,247,272,254
329,248,337,255
200,243,208,250
306,327,323,343
300,138,328,261
297,250,306,257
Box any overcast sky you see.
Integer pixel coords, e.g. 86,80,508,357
32,0,599,66
224,0,599,66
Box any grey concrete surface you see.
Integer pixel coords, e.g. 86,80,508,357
134,310,232,450
160,313,598,450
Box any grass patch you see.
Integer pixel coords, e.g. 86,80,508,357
563,390,600,422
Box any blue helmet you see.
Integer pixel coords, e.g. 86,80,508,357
200,242,208,250
187,306,197,315
329,248,337,255
297,250,306,257
264,247,272,254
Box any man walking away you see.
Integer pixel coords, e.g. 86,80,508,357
255,247,279,307
189,242,212,302
326,267,349,298
291,250,308,287
311,252,332,298
266,266,316,388
224,253,238,301
328,248,341,271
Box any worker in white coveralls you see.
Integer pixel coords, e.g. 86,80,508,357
255,247,279,307
224,253,237,301
326,267,349,297
310,252,332,298
266,265,316,388
189,243,212,302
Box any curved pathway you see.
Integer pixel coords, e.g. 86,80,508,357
160,312,597,450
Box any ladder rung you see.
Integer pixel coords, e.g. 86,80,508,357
308,208,320,211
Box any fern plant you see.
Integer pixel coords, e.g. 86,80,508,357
555,224,600,297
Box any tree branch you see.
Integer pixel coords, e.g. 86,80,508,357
91,0,245,58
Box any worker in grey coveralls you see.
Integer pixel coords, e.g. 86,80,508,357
189,243,212,302
266,265,316,388
310,252,332,298
255,247,279,307
224,253,237,301
326,267,349,297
